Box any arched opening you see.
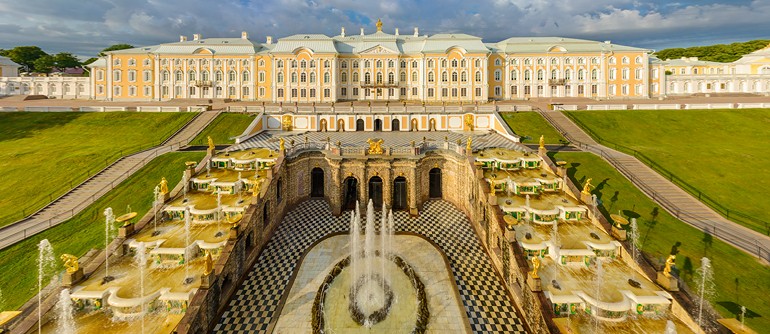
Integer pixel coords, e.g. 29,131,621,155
342,177,358,210
392,176,408,210
368,176,383,209
262,201,270,228
391,118,400,131
320,118,328,132
429,168,442,198
311,168,324,197
411,118,418,131
429,118,436,131
337,119,345,132
374,119,383,131
356,119,365,131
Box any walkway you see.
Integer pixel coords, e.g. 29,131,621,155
215,200,527,333
0,110,222,250
538,110,770,261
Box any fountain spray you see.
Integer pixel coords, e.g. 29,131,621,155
153,186,160,233
56,289,75,334
380,203,387,292
350,202,361,286
135,242,147,334
184,207,192,284
183,171,189,201
696,257,715,329
104,208,115,280
37,239,54,334
630,218,639,264
365,200,375,283
741,305,746,330
594,260,603,334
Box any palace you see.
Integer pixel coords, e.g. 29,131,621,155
1,20,769,100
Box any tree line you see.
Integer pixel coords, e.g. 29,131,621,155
0,44,134,75
655,39,770,63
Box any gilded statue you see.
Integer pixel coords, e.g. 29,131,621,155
466,136,472,153
159,177,169,194
252,178,262,197
207,136,215,152
279,138,285,153
376,18,383,32
61,254,79,274
367,138,384,155
203,251,214,276
663,254,676,277
539,135,545,150
581,178,593,195
282,115,292,131
488,179,496,195
531,257,541,278
464,114,474,131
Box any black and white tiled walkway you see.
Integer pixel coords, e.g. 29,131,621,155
214,200,526,333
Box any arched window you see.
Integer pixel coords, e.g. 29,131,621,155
292,72,298,83
475,59,481,67
324,60,330,68
551,69,558,80
376,60,382,68
622,57,629,64
175,70,182,81
341,72,347,83
364,72,371,84
494,70,501,81
578,69,585,80
277,60,283,68
188,71,196,81
524,70,531,81
451,72,458,82
451,59,458,67
400,60,406,68
258,59,265,67
353,61,359,68
442,71,448,82
388,59,394,68
300,60,307,68
428,71,435,82
162,70,169,82
215,71,223,81
202,70,209,81
388,72,394,84
365,60,371,68
412,71,418,82
635,56,642,64
591,69,598,80
242,70,249,82
511,70,517,81
341,61,347,69
461,71,467,82
461,59,466,67
277,72,284,83
524,58,531,65
400,71,406,82
412,60,418,68
229,70,236,81
323,72,330,83
352,72,359,82
300,72,307,83
291,60,297,68
537,69,544,81
427,59,434,68
565,69,571,80
376,72,383,84
609,57,616,65
475,71,481,82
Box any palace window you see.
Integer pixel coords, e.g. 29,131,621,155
113,70,121,82
537,58,544,65
442,88,448,97
412,71,418,82
510,59,517,65
353,61,359,68
259,87,265,96
377,72,383,84
565,69,571,80
494,70,501,81
412,60,418,68
400,60,406,68
621,84,628,95
352,87,358,96
494,86,501,96
310,72,317,83
324,60,330,68
243,71,250,82
324,88,330,97
300,73,307,83
259,71,265,82
243,86,249,96
524,70,531,81
412,87,417,95
635,68,642,80
128,86,136,96
229,71,236,81
161,70,169,82
621,68,629,80
427,88,434,97
388,72,394,84
452,88,457,97
461,88,467,97
578,69,584,80
565,58,572,64
277,72,284,83
442,59,448,67
341,72,347,83
113,86,121,96
592,57,599,64
189,71,196,81
376,60,382,68
324,72,330,83
551,69,558,80
311,60,317,68
143,59,151,67
341,87,347,96
591,69,598,80
442,71,448,82
609,57,616,65
524,58,531,65
277,60,283,68
400,71,406,82
461,71,467,82
494,59,501,66
352,72,359,82
428,71,435,82
475,87,481,96
341,61,348,69
609,69,616,80
301,60,307,68
537,70,544,81
388,60,394,68
451,59,458,67
258,59,265,67
128,58,136,66
97,70,104,81
175,71,182,81
622,57,629,64
291,88,297,97
635,56,642,64
277,88,284,97
475,59,481,67
461,59,466,67
230,86,236,96
427,59,434,68
551,58,558,65
201,71,209,81
475,71,481,82
365,72,371,84
451,72,458,82
291,60,297,68
292,72,298,83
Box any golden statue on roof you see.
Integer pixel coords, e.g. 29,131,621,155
367,138,384,154
61,254,79,274
376,18,383,32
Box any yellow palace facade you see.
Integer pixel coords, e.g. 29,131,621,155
88,20,659,102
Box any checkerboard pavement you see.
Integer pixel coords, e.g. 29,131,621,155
214,199,526,333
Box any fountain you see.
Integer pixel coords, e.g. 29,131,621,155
104,207,115,281
664,320,677,333
134,242,147,334
152,185,160,234
184,207,193,285
696,257,715,329
741,305,746,330
630,217,639,264
55,289,75,334
183,171,189,201
594,259,603,333
37,239,54,334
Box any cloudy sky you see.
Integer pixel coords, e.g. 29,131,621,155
0,0,767,58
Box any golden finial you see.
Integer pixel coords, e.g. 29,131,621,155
61,254,79,274
376,18,383,32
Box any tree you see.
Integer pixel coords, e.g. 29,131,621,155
83,57,98,65
98,44,134,56
53,52,81,69
6,46,47,72
655,39,770,63
32,55,56,74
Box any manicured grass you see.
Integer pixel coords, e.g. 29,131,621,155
189,113,255,146
550,151,770,331
0,151,204,311
500,112,566,144
566,109,770,234
0,112,196,226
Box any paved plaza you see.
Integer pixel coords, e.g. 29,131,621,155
215,199,527,333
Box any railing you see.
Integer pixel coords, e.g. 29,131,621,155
539,109,770,262
0,111,215,250
563,112,770,236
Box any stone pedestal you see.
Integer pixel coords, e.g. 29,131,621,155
118,224,135,238
656,272,679,291
229,226,239,241
62,268,84,288
580,192,593,205
538,146,547,157
200,272,215,289
611,226,627,241
409,207,418,217
527,272,542,292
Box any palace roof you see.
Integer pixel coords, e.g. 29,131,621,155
494,37,650,54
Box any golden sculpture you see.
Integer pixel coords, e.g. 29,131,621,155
464,114,474,131
252,178,262,197
159,177,169,194
376,18,383,32
203,251,214,276
488,179,496,195
581,178,593,195
279,138,285,153
663,254,676,277
539,135,545,150
207,136,215,152
466,136,473,153
282,115,292,131
531,257,541,278
367,138,384,155
60,254,79,274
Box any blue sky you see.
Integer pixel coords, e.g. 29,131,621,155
0,0,767,58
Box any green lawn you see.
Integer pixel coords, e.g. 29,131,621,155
500,112,566,144
189,113,255,146
0,112,196,226
0,151,205,311
566,109,770,234
550,151,770,331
